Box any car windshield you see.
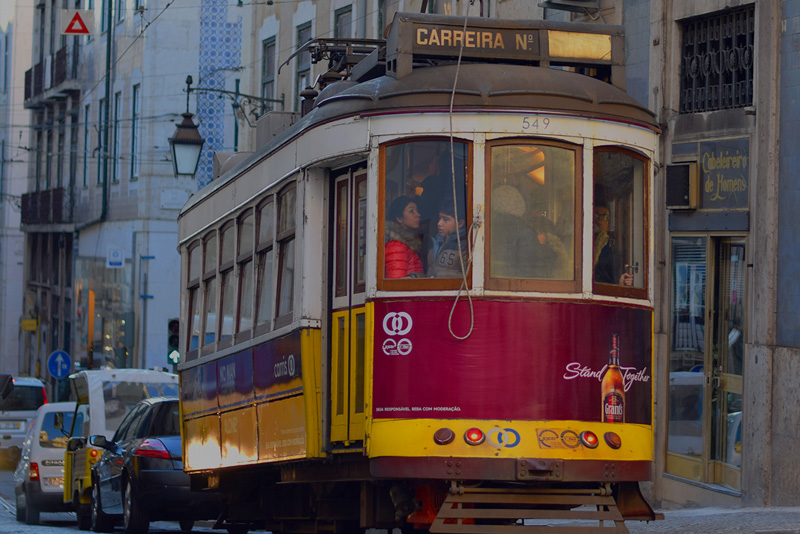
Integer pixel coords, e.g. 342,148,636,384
39,411,79,449
102,380,179,433
0,385,44,411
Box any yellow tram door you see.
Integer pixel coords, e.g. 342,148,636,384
330,165,368,445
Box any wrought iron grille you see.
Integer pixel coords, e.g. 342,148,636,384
680,5,754,114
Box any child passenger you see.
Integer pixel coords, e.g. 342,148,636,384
427,197,468,278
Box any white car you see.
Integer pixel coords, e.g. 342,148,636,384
0,376,47,469
13,401,78,525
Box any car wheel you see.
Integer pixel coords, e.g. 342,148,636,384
24,490,40,525
76,493,91,531
15,493,25,522
179,519,195,532
123,480,150,534
91,483,115,533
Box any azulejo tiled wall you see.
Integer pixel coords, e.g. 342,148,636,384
197,0,243,188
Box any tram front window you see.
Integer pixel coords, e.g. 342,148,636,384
593,149,646,292
382,139,469,282
487,142,576,290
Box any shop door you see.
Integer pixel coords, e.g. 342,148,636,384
666,236,745,491
329,165,368,445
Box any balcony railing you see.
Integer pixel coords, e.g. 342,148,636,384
24,43,80,106
21,188,72,225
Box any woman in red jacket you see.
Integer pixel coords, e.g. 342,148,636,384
385,196,424,278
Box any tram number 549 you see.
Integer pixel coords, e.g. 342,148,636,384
522,116,550,130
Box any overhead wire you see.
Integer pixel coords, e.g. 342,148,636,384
446,0,480,341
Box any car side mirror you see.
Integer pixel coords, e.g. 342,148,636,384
0,374,12,401
89,435,109,449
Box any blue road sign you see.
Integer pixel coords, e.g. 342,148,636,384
47,350,72,379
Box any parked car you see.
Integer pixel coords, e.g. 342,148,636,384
89,396,222,534
62,368,179,530
13,402,78,524
0,376,47,469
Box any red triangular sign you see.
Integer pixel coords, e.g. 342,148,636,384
65,12,90,35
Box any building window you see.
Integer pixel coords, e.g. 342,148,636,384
261,38,276,114
334,6,352,38
97,98,105,185
3,34,9,93
130,84,140,179
679,5,754,114
117,0,125,22
50,0,57,55
56,127,65,188
295,23,312,112
70,107,79,190
83,104,90,187
112,91,122,182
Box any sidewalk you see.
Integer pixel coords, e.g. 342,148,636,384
626,507,800,534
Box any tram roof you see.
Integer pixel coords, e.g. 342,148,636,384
181,14,657,220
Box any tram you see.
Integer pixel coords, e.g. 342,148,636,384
177,12,660,534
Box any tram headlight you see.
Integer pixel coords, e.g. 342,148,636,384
433,428,455,445
579,430,599,449
604,432,622,449
464,428,485,445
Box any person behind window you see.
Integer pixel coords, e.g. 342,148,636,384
385,195,424,279
530,215,570,279
427,196,467,278
593,205,633,286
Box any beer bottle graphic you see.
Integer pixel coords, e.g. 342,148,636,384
601,333,625,422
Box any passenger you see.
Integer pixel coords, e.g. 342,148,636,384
593,205,633,286
427,197,468,278
530,215,570,279
384,196,424,279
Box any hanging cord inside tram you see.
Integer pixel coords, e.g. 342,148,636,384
446,0,480,341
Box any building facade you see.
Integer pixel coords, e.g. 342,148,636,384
0,2,32,377
18,0,220,395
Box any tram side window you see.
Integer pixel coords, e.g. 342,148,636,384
187,242,201,359
219,224,235,344
202,233,218,348
276,186,296,325
255,200,275,334
381,139,469,283
487,141,577,291
237,211,254,339
593,149,646,292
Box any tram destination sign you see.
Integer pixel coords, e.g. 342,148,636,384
386,12,622,79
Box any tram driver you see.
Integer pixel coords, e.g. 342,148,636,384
592,204,633,287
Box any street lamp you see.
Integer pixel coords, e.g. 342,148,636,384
169,76,205,177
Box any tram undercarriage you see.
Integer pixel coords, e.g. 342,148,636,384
196,458,660,534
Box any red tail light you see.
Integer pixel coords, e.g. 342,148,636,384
29,462,40,481
580,431,599,449
134,439,171,460
41,386,48,405
464,428,485,445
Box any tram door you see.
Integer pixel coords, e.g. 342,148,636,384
329,165,368,444
667,236,746,490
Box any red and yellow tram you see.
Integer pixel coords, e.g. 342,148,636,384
177,12,660,534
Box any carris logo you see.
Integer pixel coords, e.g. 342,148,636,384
382,338,412,356
382,312,412,336
487,428,520,448
274,354,297,378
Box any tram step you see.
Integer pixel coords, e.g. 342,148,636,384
430,486,629,534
